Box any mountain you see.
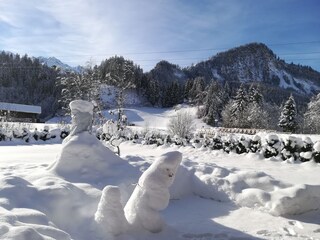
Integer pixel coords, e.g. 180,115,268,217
184,43,320,95
38,56,83,73
147,60,188,86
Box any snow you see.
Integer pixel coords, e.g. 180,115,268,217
1,138,320,239
124,151,182,233
70,100,94,114
38,56,81,73
102,105,209,131
95,185,127,237
269,62,320,94
314,141,320,152
1,104,320,239
0,102,41,114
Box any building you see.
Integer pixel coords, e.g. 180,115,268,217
0,102,41,123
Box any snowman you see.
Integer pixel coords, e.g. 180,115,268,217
124,151,182,233
49,100,128,183
95,186,128,237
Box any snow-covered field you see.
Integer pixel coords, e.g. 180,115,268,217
1,105,320,240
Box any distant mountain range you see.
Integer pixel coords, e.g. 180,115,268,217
37,43,320,98
37,56,83,73
148,43,320,97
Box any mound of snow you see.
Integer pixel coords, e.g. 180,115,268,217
49,131,132,184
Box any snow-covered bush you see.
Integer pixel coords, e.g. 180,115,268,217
39,126,54,141
0,127,5,141
300,137,313,162
60,126,70,140
223,134,236,153
235,135,249,154
313,142,320,163
280,136,300,161
263,134,282,158
211,133,223,150
248,135,261,153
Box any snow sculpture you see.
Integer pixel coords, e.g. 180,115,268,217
124,151,182,233
50,100,125,183
64,100,94,142
95,186,128,236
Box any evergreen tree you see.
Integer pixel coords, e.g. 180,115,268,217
147,79,160,106
202,81,223,126
245,85,270,129
222,84,249,128
248,84,263,105
57,65,101,115
278,95,298,132
232,84,248,114
184,79,193,100
304,93,320,133
189,77,205,104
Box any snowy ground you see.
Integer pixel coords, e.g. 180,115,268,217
1,141,320,240
1,105,320,240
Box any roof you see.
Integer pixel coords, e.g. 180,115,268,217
0,102,41,114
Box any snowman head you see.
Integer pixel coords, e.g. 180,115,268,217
69,100,94,135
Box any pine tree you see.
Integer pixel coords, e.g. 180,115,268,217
147,80,160,106
184,79,193,100
231,84,248,115
189,77,205,104
202,81,223,126
304,93,320,133
248,84,263,106
222,84,249,128
245,85,269,129
278,95,298,133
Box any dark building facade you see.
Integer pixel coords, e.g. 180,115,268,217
0,102,41,123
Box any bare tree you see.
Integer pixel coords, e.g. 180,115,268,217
168,111,195,138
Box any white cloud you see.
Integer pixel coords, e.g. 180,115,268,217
0,0,319,71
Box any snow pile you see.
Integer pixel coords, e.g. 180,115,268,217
170,160,320,216
237,183,320,216
0,206,72,240
0,175,86,240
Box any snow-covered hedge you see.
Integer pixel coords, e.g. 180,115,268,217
96,127,320,163
0,124,70,143
1,122,319,163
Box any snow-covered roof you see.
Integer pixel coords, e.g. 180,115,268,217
0,102,41,114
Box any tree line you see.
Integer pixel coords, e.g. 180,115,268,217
0,51,319,133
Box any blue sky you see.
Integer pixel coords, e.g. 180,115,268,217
0,0,319,71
